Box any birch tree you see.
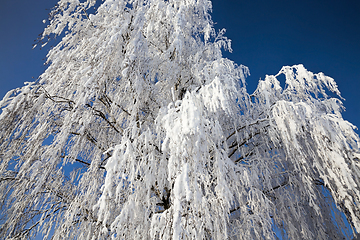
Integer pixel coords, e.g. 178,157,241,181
1,0,360,239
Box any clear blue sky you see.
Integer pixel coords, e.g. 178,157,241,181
1,0,360,132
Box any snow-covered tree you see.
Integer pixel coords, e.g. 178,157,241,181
1,0,360,239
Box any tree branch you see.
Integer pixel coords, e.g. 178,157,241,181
70,130,106,152
226,118,269,141
228,125,269,158
60,155,106,170
85,103,122,134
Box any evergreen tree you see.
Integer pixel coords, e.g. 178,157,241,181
1,0,360,239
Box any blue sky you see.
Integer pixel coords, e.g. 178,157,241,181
1,0,360,132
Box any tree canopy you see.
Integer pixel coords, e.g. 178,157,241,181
0,0,360,239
